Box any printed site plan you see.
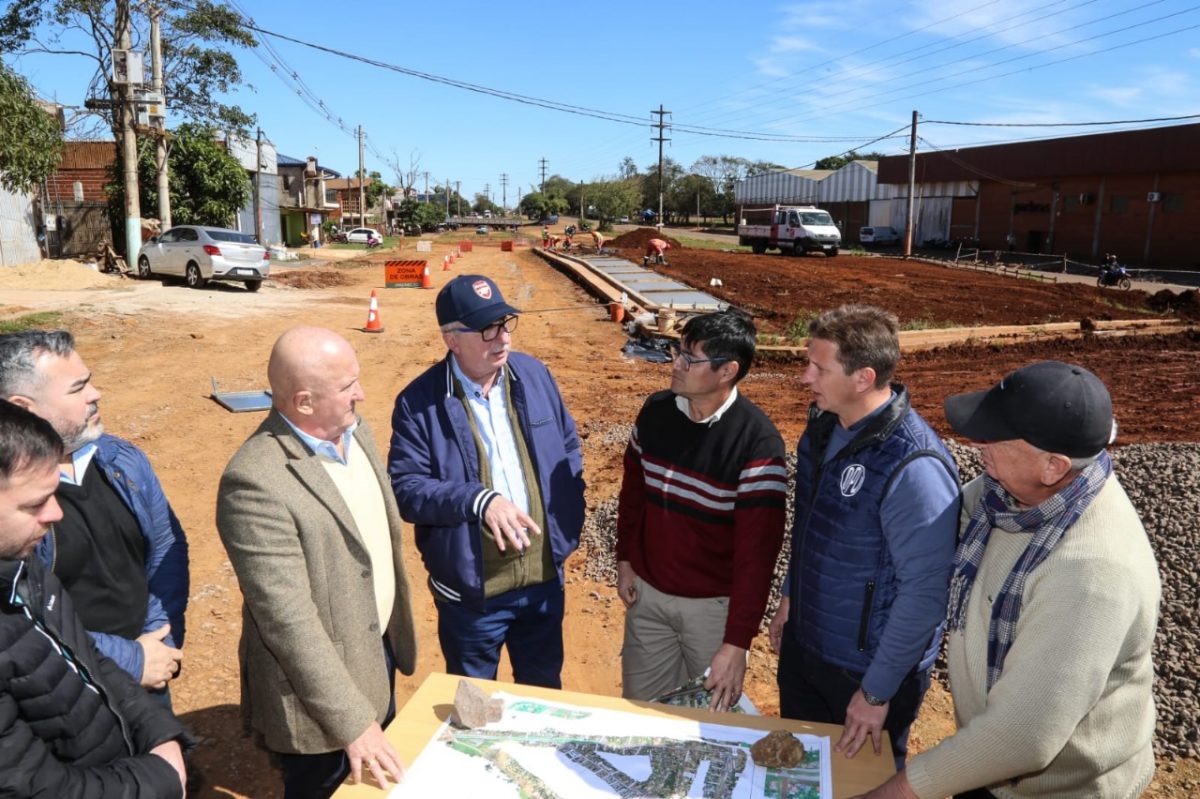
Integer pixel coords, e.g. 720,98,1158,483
393,692,832,799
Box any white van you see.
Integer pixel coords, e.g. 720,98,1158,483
860,226,900,245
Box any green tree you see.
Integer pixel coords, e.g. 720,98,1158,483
0,61,62,191
354,169,391,209
125,122,249,226
587,179,641,230
668,174,718,224
813,150,886,170
2,0,256,135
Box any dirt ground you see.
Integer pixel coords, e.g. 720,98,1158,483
2,235,1197,797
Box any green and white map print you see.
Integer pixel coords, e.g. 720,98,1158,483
393,693,831,799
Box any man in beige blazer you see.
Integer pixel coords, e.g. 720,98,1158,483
217,326,417,799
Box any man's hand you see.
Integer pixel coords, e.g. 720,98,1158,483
345,721,405,789
768,596,789,653
616,560,638,608
836,688,889,759
148,740,186,793
703,643,748,713
849,771,920,799
137,625,183,690
482,495,540,553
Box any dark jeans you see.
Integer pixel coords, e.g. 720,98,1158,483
777,632,930,772
276,637,398,799
955,791,996,799
435,579,565,689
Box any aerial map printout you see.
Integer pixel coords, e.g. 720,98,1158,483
392,692,832,799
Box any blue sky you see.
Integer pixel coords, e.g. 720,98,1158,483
8,0,1199,206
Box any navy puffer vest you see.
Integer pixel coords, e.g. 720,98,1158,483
787,385,955,674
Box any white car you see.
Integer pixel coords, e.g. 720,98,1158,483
860,226,901,246
345,227,382,245
138,225,269,291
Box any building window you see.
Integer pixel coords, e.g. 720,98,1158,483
1110,195,1128,213
1163,194,1185,213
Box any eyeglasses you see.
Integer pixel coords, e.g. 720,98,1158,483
668,340,729,371
451,314,519,341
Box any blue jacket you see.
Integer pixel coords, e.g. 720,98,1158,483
388,352,585,611
36,434,190,681
786,386,958,698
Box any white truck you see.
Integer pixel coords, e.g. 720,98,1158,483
737,205,841,257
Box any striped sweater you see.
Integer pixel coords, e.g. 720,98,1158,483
616,390,788,649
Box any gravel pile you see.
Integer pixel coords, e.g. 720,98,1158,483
579,440,1199,757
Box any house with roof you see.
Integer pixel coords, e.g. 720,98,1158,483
276,155,341,246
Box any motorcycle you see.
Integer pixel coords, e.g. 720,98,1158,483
1097,262,1131,290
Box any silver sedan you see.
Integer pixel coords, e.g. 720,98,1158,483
138,225,269,291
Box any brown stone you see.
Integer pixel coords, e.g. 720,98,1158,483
449,679,504,729
750,729,806,768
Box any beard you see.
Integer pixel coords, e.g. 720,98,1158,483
57,403,104,453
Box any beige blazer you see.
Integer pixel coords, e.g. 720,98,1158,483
217,410,416,754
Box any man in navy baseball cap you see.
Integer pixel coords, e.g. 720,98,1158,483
944,360,1116,457
389,272,585,692
435,274,520,332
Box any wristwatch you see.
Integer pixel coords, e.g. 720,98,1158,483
861,687,888,706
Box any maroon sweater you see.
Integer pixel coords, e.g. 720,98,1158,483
616,390,788,649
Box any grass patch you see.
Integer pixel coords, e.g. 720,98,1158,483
0,312,63,334
899,317,954,331
784,310,821,342
674,235,753,253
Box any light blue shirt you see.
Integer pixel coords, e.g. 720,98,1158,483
279,414,357,466
60,442,98,486
450,356,530,515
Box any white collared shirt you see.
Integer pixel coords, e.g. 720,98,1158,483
280,415,358,466
675,386,740,427
450,356,530,515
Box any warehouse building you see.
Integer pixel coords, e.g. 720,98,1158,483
875,123,1200,268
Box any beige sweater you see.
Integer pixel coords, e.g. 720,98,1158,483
906,474,1160,799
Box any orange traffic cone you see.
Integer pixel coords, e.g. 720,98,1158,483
422,264,433,289
442,255,451,271
362,290,385,333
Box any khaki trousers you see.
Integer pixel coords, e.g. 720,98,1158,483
620,573,729,701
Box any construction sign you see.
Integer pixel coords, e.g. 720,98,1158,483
385,260,428,288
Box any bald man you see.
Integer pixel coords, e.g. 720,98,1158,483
217,327,417,799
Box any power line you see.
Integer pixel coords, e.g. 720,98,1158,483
924,112,1200,127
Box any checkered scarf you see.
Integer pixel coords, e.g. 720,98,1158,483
946,450,1112,691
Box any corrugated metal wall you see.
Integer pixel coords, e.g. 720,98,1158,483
0,186,41,267
735,172,823,204
819,162,878,202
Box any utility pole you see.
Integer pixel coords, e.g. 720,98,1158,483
483,183,490,213
445,178,450,216
254,127,263,243
500,173,508,215
904,110,918,258
455,180,461,216
652,105,671,229
357,125,366,229
579,181,584,221
423,171,429,202
149,3,170,230
538,158,548,194
117,0,142,263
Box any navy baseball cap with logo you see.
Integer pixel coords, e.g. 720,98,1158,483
944,360,1116,457
435,274,520,331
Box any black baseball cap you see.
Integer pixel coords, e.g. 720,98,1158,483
944,361,1115,457
435,275,520,331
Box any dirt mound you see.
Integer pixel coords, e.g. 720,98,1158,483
1147,288,1200,320
0,258,128,290
270,270,353,289
608,228,683,250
